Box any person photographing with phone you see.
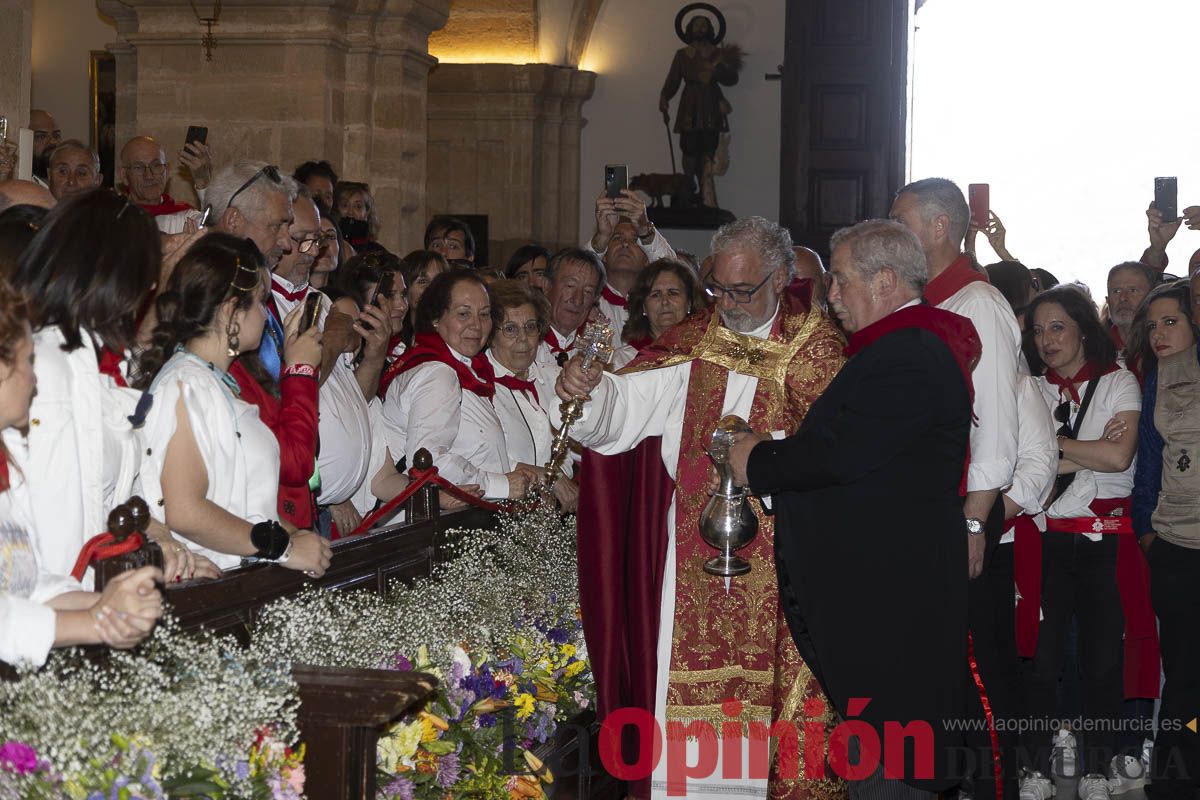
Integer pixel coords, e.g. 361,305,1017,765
119,134,213,234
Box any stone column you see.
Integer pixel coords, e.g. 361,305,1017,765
0,0,33,138
426,63,595,265
96,0,450,253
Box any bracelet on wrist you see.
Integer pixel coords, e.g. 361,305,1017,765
283,363,318,380
250,520,291,561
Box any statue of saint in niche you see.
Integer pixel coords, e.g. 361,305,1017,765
658,3,743,213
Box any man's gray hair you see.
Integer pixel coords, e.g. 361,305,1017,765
896,177,970,245
205,159,298,218
829,219,929,293
49,139,99,171
710,216,796,278
546,246,607,293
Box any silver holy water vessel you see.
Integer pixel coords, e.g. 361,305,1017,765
698,415,758,577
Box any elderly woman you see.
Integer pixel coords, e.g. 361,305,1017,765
134,237,332,577
1018,285,1155,800
611,258,707,369
1131,279,1200,799
0,277,163,666
486,280,577,511
379,270,535,500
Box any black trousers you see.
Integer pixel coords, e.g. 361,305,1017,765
1147,537,1200,800
965,501,1019,799
1023,532,1124,776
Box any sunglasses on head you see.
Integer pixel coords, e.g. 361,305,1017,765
228,164,283,211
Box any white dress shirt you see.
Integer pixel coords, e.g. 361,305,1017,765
380,349,512,499
999,375,1059,543
0,447,85,667
1036,369,1141,510
271,277,373,506
535,325,578,369
597,285,630,339
15,327,143,588
140,354,281,571
937,281,1021,493
487,351,563,472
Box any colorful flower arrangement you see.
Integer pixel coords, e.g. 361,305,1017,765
0,618,302,799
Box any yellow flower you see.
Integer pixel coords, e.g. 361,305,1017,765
514,691,536,720
379,720,423,772
419,716,439,743
558,643,576,660
564,660,586,679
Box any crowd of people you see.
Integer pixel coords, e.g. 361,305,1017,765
0,108,1197,800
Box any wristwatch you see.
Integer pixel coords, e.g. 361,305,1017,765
965,517,985,537
638,223,656,245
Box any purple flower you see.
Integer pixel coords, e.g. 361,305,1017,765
436,752,461,788
547,627,569,644
390,653,413,672
384,775,415,800
0,741,38,774
235,760,251,780
477,712,497,728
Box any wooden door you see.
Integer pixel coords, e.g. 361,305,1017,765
779,0,911,256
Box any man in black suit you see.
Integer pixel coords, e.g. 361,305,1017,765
726,219,991,800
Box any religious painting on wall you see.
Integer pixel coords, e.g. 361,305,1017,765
89,50,116,189
636,2,743,229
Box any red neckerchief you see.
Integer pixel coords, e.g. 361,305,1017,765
97,347,128,388
847,303,982,496
0,455,10,492
544,326,581,354
628,335,653,351
495,374,538,404
601,284,627,308
923,254,989,307
271,277,309,304
378,332,495,400
135,193,193,217
1045,361,1120,404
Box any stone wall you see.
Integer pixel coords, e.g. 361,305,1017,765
0,0,34,140
97,0,451,253
426,63,595,266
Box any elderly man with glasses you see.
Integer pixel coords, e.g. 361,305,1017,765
555,216,846,800
119,135,213,233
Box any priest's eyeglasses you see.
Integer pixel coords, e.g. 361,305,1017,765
704,273,772,304
126,161,167,177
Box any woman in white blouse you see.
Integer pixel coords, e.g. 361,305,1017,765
610,259,708,369
380,270,537,500
134,234,332,577
8,190,212,586
486,280,577,511
0,279,162,666
1019,285,1147,800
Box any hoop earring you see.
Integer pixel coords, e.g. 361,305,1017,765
226,318,241,357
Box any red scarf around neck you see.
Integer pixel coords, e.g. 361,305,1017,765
601,285,628,308
924,254,989,307
495,374,538,404
378,331,495,400
1045,360,1120,404
97,348,128,388
847,303,982,495
271,277,310,304
544,325,582,354
136,193,193,217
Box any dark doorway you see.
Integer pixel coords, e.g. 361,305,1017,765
779,0,911,257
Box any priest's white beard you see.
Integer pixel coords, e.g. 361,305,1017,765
720,305,773,333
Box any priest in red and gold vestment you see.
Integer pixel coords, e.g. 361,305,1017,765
558,217,846,800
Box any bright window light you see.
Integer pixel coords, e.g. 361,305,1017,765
910,0,1200,293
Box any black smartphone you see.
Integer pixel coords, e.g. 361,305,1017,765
605,164,628,199
371,271,395,309
184,125,208,146
339,216,370,243
298,293,322,334
1154,177,1178,222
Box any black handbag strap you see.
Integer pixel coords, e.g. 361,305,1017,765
1062,374,1101,440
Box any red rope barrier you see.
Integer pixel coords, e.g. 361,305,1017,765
70,531,146,581
345,465,514,537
